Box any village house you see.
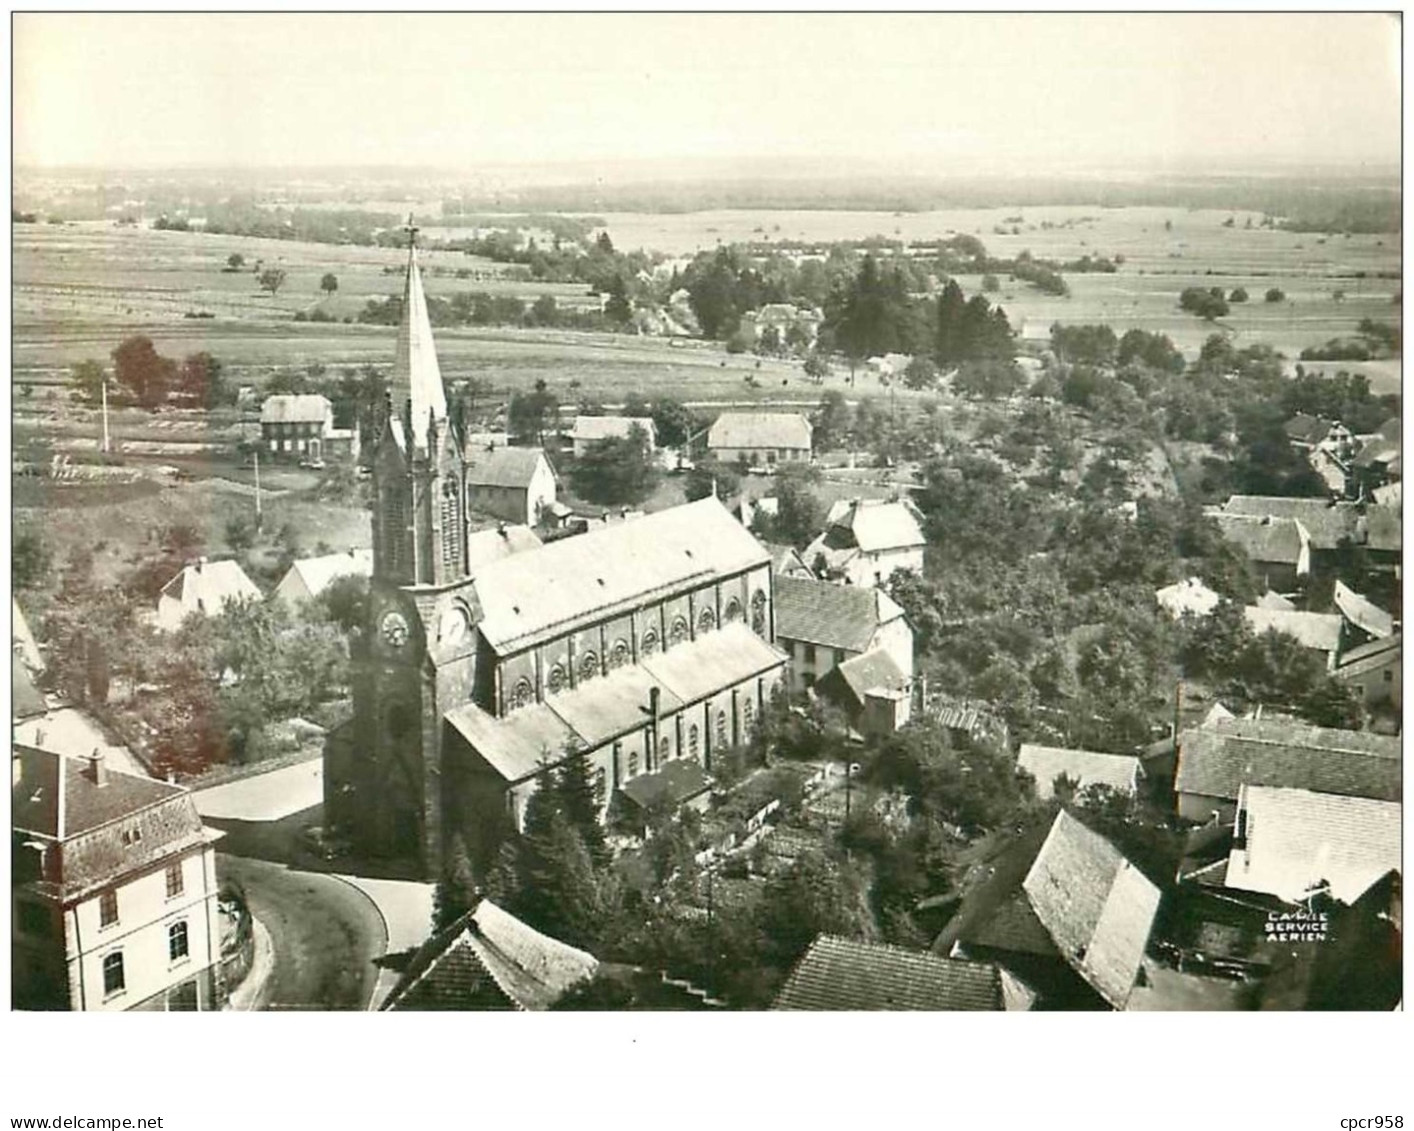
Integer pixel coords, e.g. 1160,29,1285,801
322,234,786,877
1016,743,1143,801
773,574,913,695
259,394,359,463
464,447,557,527
1173,716,1401,824
1212,495,1402,576
11,747,224,1011
762,541,815,580
1333,633,1401,714
1207,512,1310,592
706,412,813,467
738,303,822,351
1242,605,1344,670
1225,785,1401,906
1331,580,1395,643
933,810,1162,1011
1348,417,1401,499
568,415,657,458
772,935,1034,1011
814,649,912,737
155,558,262,632
380,898,598,1011
1154,577,1221,620
804,498,927,588
273,548,374,607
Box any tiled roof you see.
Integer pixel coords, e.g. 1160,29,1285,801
1243,606,1343,653
260,394,332,424
383,898,598,1011
464,525,543,572
1284,414,1331,445
772,936,1024,1011
470,498,769,653
465,447,549,490
935,812,1161,1009
280,549,373,600
1226,786,1402,904
1155,577,1222,619
707,412,813,452
817,649,908,711
12,746,211,899
1017,745,1142,801
1020,811,1162,1009
774,575,905,652
1335,633,1400,680
1333,581,1395,640
1255,590,1297,611
445,625,784,782
570,416,656,445
1208,512,1309,566
620,758,711,811
1364,504,1401,553
13,596,44,672
820,499,926,554
1175,717,1401,803
159,559,262,618
12,664,47,721
1217,496,1399,552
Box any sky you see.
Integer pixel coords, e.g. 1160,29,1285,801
11,12,1403,173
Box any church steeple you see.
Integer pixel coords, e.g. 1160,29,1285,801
391,216,448,454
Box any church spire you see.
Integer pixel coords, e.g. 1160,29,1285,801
391,215,448,453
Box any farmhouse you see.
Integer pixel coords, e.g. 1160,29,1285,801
933,811,1161,1011
773,574,913,695
1208,513,1310,592
380,898,597,1011
814,649,912,737
773,936,1033,1011
1155,577,1222,620
259,394,359,463
1225,785,1401,906
1016,744,1142,801
1242,606,1343,670
323,235,786,876
155,558,261,631
11,746,224,1011
464,447,557,527
273,548,374,606
568,415,657,458
1332,580,1395,642
738,303,822,350
707,412,812,467
1173,716,1401,824
1212,496,1402,574
804,498,926,588
1334,633,1401,713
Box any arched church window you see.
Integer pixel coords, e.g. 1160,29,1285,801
546,664,567,694
723,597,743,624
698,608,716,635
641,628,660,656
751,590,767,635
509,678,533,711
743,699,755,733
669,617,688,646
609,640,630,670
440,480,463,574
688,725,700,761
659,735,671,763
716,709,729,748
579,651,600,683
627,748,639,778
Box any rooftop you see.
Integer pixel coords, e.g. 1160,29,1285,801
260,393,332,425
279,548,373,600
1017,744,1142,801
464,524,543,572
1208,512,1309,566
707,412,813,452
817,648,909,711
464,447,550,490
772,936,1029,1011
774,574,906,653
820,498,927,554
619,758,712,811
1243,606,1343,654
1155,577,1222,619
1332,580,1395,640
570,416,656,444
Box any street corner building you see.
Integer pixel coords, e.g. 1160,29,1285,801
11,747,224,1011
323,233,788,878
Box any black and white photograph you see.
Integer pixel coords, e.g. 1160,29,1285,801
6,11,1406,1113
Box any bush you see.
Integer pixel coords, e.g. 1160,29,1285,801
1264,287,1286,303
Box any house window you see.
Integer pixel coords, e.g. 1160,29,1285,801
751,591,767,635
165,862,184,899
723,598,743,624
669,617,689,646
716,710,729,748
99,890,118,928
579,651,599,683
547,663,567,694
1383,670,1394,683
804,644,817,664
641,629,659,656
103,952,125,997
688,725,700,761
698,608,716,635
510,678,534,710
627,748,639,778
168,921,189,963
609,640,630,670
659,735,672,763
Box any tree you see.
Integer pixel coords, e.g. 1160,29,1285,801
1179,286,1229,321
902,356,939,390
13,529,52,590
981,273,1001,292
769,467,825,549
803,351,832,383
257,267,288,296
432,834,479,932
226,253,245,270
570,425,659,505
811,389,852,451
177,351,227,408
758,849,867,967
603,274,633,326
112,335,177,410
320,272,339,296
684,459,740,503
1265,287,1286,303
1229,286,1249,303
314,573,370,635
529,294,559,327
68,359,106,404
507,380,559,445
649,397,696,449
224,515,257,552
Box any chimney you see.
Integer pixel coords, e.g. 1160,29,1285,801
88,748,107,787
166,769,177,785
497,520,506,537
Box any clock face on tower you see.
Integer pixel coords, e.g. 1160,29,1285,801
380,610,410,649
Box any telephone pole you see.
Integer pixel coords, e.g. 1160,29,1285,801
100,378,111,454
253,448,263,528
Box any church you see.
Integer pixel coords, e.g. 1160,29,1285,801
324,228,788,878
